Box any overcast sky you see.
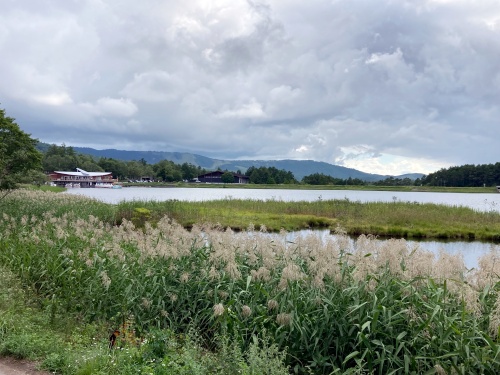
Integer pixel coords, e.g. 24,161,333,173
1,0,499,175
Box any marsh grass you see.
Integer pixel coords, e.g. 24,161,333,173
2,189,116,223
116,197,500,240
0,266,289,375
2,190,500,373
20,184,66,193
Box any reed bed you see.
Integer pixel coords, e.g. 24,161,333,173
1,190,500,373
2,189,115,223
116,198,500,241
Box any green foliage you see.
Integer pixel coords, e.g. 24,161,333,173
422,162,500,187
0,107,42,195
0,267,289,375
154,159,183,182
245,166,298,184
301,173,367,186
372,176,417,186
221,171,235,183
132,207,152,229
43,143,103,172
18,169,49,186
302,172,344,185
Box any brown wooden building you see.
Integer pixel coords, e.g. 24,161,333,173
196,171,249,184
49,168,115,188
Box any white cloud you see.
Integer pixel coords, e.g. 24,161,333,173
80,97,138,118
217,98,266,119
341,154,450,176
1,0,500,175
121,71,181,102
32,92,73,106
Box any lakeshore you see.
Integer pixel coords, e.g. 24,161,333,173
118,182,500,194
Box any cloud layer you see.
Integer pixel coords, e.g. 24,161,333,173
1,0,499,175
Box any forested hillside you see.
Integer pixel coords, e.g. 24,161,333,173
421,163,500,187
65,144,415,181
37,143,428,186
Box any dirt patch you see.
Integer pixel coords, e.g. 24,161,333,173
0,357,52,375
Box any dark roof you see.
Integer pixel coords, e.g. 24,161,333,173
197,171,249,179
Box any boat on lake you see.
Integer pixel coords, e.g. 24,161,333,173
95,182,114,188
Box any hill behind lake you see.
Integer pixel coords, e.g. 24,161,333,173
68,146,423,181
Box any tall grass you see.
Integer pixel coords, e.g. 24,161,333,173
0,267,289,375
2,189,116,223
2,190,500,373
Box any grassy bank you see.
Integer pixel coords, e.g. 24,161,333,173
115,197,500,241
1,190,500,373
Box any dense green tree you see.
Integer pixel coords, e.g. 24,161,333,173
19,169,49,187
0,108,43,197
98,157,126,180
245,166,297,184
153,160,181,182
180,162,203,180
373,177,415,186
421,163,500,187
221,171,235,183
302,173,343,185
43,144,102,173
302,173,371,186
127,160,152,180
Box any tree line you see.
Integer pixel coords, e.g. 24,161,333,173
27,142,500,188
41,146,500,187
420,163,500,187
42,145,300,184
40,146,426,186
42,144,207,182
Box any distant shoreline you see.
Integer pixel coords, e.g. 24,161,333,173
118,182,499,194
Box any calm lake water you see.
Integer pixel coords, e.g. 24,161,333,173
65,187,500,269
65,186,500,212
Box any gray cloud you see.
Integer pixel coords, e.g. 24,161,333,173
1,0,499,175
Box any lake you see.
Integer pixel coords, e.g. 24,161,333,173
65,186,500,212
65,187,500,269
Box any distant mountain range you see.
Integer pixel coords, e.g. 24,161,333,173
70,146,424,182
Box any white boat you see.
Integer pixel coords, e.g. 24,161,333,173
65,183,81,188
95,182,114,188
